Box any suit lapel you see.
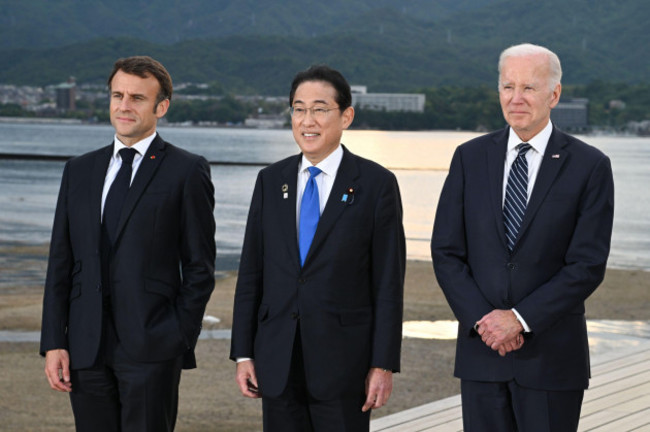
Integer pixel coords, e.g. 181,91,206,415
279,156,302,271
487,129,509,250
517,128,568,244
303,147,359,267
114,134,167,243
91,145,113,246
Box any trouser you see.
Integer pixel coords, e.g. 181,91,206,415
461,379,584,432
69,313,183,432
262,325,370,432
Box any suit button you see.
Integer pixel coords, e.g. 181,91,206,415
291,313,300,320
298,278,306,284
96,284,102,292
507,263,516,270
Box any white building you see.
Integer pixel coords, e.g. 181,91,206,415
351,85,425,113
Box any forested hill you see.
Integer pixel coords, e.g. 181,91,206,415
0,0,648,93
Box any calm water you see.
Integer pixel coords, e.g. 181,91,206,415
0,122,648,270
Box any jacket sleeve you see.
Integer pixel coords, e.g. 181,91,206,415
431,147,496,334
40,161,74,355
370,173,406,372
175,156,216,350
229,171,264,360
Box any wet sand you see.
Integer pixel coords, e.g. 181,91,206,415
0,242,648,431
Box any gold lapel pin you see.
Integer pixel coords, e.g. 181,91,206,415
282,184,288,199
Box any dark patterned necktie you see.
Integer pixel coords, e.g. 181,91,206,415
103,147,137,245
504,143,531,252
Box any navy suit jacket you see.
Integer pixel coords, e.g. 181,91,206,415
431,126,614,391
230,146,405,400
40,134,216,370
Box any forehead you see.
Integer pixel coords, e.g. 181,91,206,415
110,70,160,95
500,54,550,83
294,80,338,104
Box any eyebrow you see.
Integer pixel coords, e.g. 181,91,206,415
293,99,330,105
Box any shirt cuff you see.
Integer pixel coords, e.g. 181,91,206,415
236,357,252,363
511,308,531,333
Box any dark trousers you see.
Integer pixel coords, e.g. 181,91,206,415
262,326,370,432
69,314,183,432
461,379,584,432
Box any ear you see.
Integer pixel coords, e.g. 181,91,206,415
155,99,170,118
549,83,562,109
341,106,355,129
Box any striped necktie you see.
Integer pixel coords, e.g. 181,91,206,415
503,143,532,252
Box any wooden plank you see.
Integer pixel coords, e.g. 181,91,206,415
579,395,650,430
371,340,650,431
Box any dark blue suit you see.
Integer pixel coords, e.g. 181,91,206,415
230,146,405,416
40,134,216,430
431,126,614,426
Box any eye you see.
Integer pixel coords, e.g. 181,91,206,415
293,107,306,114
313,107,328,115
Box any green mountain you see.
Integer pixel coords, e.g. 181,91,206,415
0,0,647,93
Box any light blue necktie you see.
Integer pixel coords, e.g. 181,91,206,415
299,166,322,266
504,143,532,252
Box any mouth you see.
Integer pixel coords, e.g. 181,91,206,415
302,132,320,138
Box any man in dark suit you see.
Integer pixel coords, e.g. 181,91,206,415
431,43,614,431
40,56,216,432
230,65,405,431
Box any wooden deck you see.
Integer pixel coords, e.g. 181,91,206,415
371,323,650,432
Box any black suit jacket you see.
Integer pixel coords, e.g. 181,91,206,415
230,146,405,400
431,126,614,391
40,134,216,370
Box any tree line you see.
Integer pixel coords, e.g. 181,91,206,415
2,82,648,132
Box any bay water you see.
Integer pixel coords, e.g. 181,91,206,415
0,122,648,271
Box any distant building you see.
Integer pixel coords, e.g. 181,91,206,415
55,77,77,111
351,85,425,113
551,98,588,130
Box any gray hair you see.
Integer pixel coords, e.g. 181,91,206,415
498,43,562,91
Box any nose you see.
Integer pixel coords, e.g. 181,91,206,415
302,109,317,125
511,89,525,104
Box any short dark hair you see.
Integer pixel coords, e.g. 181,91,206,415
107,56,173,106
289,65,352,110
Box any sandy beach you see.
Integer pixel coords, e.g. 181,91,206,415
1,242,648,431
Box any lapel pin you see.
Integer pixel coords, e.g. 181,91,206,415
282,184,289,199
150,155,156,159
551,154,560,159
342,187,355,205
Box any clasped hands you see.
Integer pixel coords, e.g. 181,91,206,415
475,309,525,357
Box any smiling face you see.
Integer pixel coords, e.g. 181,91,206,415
499,53,561,142
109,70,169,146
291,80,354,165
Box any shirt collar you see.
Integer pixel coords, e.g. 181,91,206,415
112,131,157,158
299,144,344,177
507,120,553,156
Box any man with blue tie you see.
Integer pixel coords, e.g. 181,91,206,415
40,56,216,431
230,65,406,431
431,43,615,431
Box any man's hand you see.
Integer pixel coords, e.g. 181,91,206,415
235,360,261,398
476,309,524,356
44,349,72,392
362,368,393,412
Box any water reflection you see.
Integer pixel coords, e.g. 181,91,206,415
403,320,458,340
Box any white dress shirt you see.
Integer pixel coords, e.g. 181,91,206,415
295,144,344,230
101,132,157,219
503,120,553,333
